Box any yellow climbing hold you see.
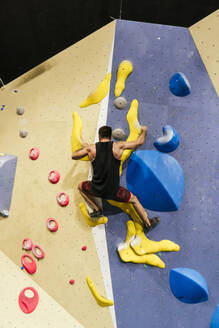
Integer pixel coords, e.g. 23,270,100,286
118,220,165,268
79,202,108,227
107,199,144,226
80,72,111,108
119,99,142,175
71,112,89,161
115,60,133,97
131,222,180,255
86,276,114,307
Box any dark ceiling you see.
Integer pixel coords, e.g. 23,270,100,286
0,0,218,84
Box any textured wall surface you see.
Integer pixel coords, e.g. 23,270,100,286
105,18,219,328
189,9,219,96
0,21,116,328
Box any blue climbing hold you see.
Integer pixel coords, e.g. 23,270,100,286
210,305,219,328
169,72,191,97
21,266,24,270
169,268,208,304
126,150,184,212
154,125,179,153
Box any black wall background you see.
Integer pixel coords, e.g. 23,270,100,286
0,0,218,84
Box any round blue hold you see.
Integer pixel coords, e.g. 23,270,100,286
169,72,191,97
154,125,179,153
21,266,24,270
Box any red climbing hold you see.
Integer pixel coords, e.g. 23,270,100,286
32,244,45,260
47,218,59,232
29,147,40,160
81,246,87,251
56,192,69,207
22,238,33,251
48,170,60,184
19,287,39,314
69,279,75,285
21,254,37,274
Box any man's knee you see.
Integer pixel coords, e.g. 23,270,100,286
128,193,138,204
78,182,83,191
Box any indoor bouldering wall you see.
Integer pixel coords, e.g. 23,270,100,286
104,13,219,328
0,21,116,328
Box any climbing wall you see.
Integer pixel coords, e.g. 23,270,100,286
0,250,83,327
104,16,219,328
189,10,219,97
0,21,116,328
1,9,219,328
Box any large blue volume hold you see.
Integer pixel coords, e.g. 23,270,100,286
169,268,209,304
126,150,184,211
169,72,191,97
210,305,219,328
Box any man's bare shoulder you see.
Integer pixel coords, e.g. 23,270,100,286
113,141,125,148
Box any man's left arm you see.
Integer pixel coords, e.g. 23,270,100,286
72,145,89,160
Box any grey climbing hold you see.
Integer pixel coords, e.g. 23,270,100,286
16,106,25,115
19,129,28,138
0,209,9,218
112,128,126,140
113,97,128,109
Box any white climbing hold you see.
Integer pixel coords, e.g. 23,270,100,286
19,129,28,138
16,106,25,115
112,128,126,140
113,97,128,109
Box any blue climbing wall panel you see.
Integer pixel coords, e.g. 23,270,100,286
104,19,219,328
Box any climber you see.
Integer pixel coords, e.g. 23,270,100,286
72,125,160,230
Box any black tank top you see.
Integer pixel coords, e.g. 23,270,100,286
91,141,120,199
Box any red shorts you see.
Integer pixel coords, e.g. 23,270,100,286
81,180,131,203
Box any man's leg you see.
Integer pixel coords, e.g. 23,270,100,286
78,182,100,212
128,193,151,227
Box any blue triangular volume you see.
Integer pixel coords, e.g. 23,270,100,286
210,305,219,328
0,154,18,217
126,150,184,212
169,268,208,304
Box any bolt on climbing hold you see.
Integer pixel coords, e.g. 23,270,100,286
48,170,60,184
112,128,126,140
113,96,128,109
29,147,40,160
22,238,33,251
19,287,39,314
81,246,87,251
69,279,75,285
56,192,69,207
47,218,59,232
16,106,25,115
21,254,37,274
32,244,45,260
20,129,28,138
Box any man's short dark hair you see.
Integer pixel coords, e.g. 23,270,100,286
98,126,112,139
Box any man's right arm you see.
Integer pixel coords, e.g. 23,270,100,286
118,126,148,151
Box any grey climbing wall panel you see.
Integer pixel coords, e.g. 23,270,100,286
0,154,17,217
